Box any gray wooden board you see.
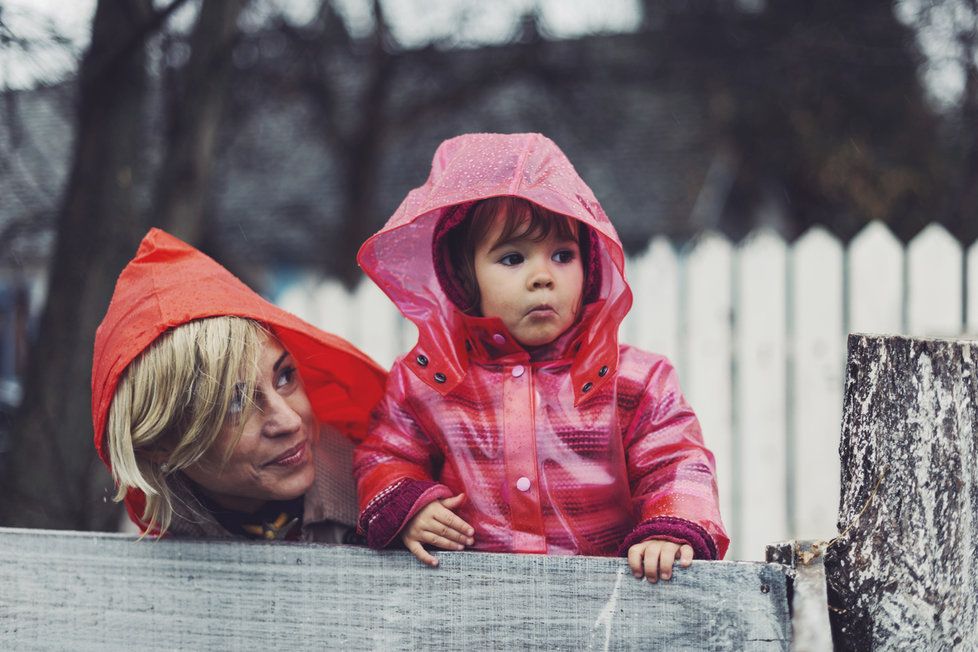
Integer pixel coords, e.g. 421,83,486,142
0,527,790,651
826,334,978,651
767,541,834,652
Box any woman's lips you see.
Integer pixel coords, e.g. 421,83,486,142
267,441,307,467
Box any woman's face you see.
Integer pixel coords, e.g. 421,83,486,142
182,336,318,513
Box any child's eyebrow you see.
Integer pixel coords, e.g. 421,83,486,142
487,235,579,254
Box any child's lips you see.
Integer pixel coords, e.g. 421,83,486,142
526,304,558,317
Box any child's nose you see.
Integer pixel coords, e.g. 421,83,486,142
528,267,555,289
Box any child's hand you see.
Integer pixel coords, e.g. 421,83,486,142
627,539,693,582
401,493,475,567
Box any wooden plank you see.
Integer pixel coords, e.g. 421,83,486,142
682,232,736,557
968,240,978,334
0,528,790,651
790,227,844,540
311,278,354,342
273,271,318,324
847,221,903,335
620,237,680,363
735,229,788,559
825,335,978,650
766,540,834,651
906,223,962,336
352,278,402,370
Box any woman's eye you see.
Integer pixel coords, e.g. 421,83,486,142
229,382,246,415
553,250,576,264
499,253,524,266
276,365,297,389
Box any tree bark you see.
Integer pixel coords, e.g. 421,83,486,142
152,0,246,244
0,0,153,529
825,334,978,650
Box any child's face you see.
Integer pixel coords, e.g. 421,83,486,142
473,212,584,347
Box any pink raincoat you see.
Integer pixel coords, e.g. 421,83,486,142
355,133,728,559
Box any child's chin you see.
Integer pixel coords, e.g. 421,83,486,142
515,330,560,348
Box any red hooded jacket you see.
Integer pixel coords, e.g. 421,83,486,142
92,228,388,531
355,133,728,559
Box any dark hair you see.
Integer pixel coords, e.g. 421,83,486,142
442,197,580,314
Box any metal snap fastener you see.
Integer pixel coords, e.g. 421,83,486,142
512,365,525,378
416,354,429,367
516,477,531,492
492,333,506,345
433,372,447,384
581,382,593,393
598,365,609,377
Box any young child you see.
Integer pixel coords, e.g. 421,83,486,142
355,133,728,581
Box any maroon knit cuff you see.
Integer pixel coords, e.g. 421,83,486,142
617,516,718,560
358,479,451,549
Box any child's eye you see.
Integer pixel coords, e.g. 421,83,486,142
552,250,576,264
499,253,524,266
275,365,297,390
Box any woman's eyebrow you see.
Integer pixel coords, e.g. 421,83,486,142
273,351,290,371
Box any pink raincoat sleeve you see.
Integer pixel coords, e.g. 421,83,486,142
353,361,453,549
617,353,730,560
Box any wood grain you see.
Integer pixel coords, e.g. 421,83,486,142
0,528,789,650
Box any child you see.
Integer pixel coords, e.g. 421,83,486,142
355,133,728,581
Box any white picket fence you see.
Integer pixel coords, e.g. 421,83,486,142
274,221,978,560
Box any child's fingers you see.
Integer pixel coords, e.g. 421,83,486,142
643,542,662,583
420,529,466,551
627,544,645,578
405,539,439,567
659,542,680,580
440,493,467,510
431,507,475,542
678,544,694,567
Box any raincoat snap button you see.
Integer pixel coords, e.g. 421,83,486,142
598,365,609,377
516,477,531,492
581,382,593,393
416,354,429,367
434,372,447,384
512,365,525,378
492,333,506,345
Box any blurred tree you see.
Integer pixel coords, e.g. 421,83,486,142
640,0,944,242
904,0,978,243
229,0,554,284
0,0,245,530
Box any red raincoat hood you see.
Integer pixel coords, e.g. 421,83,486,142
357,133,633,403
92,228,388,526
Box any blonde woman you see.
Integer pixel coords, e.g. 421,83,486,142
92,229,387,540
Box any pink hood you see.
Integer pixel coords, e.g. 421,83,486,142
357,133,632,403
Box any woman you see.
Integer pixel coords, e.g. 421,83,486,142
92,228,387,541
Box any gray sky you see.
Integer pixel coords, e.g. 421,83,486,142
0,0,641,88
0,0,970,107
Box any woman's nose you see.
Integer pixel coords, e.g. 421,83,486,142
262,393,303,437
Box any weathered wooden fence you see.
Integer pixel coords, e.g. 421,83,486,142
273,221,978,560
0,528,794,650
2,221,973,560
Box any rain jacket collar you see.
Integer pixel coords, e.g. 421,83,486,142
357,133,632,404
92,228,388,530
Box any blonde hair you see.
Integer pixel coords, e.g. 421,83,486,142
105,316,268,534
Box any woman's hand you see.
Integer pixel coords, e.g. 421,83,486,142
401,493,475,567
627,539,693,582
